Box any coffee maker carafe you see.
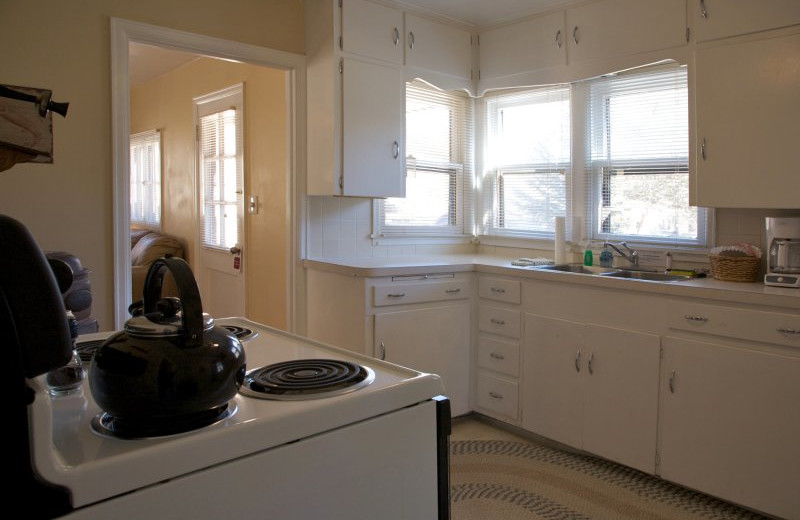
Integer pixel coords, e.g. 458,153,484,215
765,217,800,288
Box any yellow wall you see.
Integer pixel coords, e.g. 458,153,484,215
0,0,303,331
131,58,288,329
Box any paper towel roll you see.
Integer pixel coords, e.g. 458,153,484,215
554,216,566,264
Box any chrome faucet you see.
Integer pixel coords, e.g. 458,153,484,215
603,241,640,267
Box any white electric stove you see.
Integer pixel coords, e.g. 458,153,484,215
28,318,451,520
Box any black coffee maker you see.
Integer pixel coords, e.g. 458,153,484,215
1,214,74,518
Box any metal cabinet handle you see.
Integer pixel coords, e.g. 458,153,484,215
683,315,708,322
445,288,461,294
669,370,677,393
490,287,506,293
387,292,406,298
572,26,579,44
555,29,562,48
378,341,386,360
575,350,581,372
489,318,505,325
588,352,594,374
393,27,400,46
392,141,399,159
489,352,505,360
408,31,415,49
700,0,708,19
701,138,706,160
489,392,504,399
778,328,800,336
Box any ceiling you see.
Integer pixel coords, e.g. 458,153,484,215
129,0,574,87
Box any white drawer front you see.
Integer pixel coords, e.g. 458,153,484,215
478,304,521,338
476,371,518,420
478,276,521,304
477,335,519,377
373,280,469,307
667,301,800,349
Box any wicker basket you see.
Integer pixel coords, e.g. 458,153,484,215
709,254,760,282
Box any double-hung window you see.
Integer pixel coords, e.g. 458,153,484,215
377,80,472,238
483,86,571,239
129,129,162,229
584,65,706,246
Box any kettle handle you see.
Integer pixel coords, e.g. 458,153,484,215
142,257,204,347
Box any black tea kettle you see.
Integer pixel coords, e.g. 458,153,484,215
89,257,246,424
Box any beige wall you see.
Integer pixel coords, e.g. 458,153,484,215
0,0,303,331
131,58,288,329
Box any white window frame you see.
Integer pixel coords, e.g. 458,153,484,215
129,129,162,229
374,81,473,243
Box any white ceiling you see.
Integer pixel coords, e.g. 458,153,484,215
129,0,574,87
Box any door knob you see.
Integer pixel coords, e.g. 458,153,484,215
229,246,241,255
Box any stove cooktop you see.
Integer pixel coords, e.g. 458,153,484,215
31,317,445,509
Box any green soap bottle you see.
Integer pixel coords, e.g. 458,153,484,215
584,248,593,266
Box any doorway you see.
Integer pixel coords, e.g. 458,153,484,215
111,18,305,331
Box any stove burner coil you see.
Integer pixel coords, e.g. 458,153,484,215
75,339,105,365
220,325,257,341
240,359,374,400
91,403,236,439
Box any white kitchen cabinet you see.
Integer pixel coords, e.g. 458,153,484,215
404,13,473,88
375,302,471,416
305,0,406,197
691,0,800,42
659,336,800,520
522,314,661,473
565,0,686,65
478,11,566,82
692,25,800,208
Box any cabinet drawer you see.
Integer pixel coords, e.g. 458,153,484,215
477,335,519,377
478,276,521,304
476,371,518,420
478,304,521,338
667,301,800,349
373,280,469,307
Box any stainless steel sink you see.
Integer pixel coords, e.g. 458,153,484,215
531,263,692,282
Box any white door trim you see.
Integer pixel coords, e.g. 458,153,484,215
110,17,306,330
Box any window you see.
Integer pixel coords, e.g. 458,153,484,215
195,85,244,251
483,86,571,238
376,80,472,237
129,129,161,228
585,65,705,246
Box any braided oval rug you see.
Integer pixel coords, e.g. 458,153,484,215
449,436,773,520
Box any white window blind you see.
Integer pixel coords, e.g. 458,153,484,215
377,80,473,237
198,98,243,251
483,86,570,238
586,65,705,245
129,129,161,228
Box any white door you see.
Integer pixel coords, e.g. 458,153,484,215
194,84,246,318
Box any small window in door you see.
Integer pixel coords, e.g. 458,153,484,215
129,129,162,229
195,85,244,251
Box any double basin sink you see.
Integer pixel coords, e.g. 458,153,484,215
530,263,693,282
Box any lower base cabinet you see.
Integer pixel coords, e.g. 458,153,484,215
522,313,661,473
659,336,800,520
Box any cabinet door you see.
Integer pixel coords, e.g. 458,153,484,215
692,0,800,42
479,11,567,80
404,14,472,80
693,27,800,207
660,336,800,520
566,0,685,64
341,0,403,64
374,303,471,416
522,314,584,449
341,58,405,197
582,324,660,474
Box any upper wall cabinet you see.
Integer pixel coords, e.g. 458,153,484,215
404,14,473,90
692,26,800,208
305,0,406,197
691,0,800,42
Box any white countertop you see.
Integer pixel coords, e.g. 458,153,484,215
303,255,800,310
